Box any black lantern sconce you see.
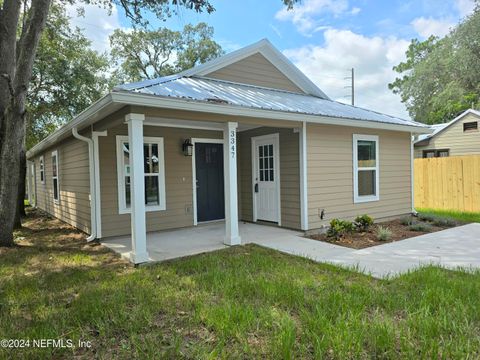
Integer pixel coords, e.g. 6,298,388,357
182,139,193,156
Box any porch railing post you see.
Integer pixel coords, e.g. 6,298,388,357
223,121,241,245
126,113,149,264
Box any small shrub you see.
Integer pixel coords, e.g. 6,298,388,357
432,217,457,228
409,222,433,232
355,214,374,231
400,216,414,226
417,213,437,222
376,226,392,241
327,219,355,240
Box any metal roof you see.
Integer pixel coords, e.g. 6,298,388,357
415,122,450,142
115,75,427,129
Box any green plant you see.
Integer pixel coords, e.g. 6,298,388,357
417,213,437,222
355,214,374,231
327,219,355,240
409,223,433,232
400,216,414,226
432,217,457,228
376,226,392,241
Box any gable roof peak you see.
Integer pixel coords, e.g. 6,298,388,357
179,38,330,99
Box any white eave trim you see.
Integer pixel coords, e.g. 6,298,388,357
27,93,113,159
112,92,432,134
27,90,431,159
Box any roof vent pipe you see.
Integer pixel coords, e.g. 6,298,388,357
72,127,97,241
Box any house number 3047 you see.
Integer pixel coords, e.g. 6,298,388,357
230,130,236,158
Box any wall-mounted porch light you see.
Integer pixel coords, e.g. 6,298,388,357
182,138,193,156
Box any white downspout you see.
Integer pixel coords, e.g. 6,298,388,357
72,127,97,241
410,133,417,215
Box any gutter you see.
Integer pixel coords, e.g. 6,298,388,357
72,128,97,242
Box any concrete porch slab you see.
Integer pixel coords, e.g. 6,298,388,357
101,221,305,262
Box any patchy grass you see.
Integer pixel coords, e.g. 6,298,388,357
1,210,480,359
417,208,480,224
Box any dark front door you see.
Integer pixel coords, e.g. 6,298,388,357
195,143,225,222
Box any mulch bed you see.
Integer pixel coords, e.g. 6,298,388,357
308,218,448,249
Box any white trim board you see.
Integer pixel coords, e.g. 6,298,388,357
191,138,225,226
251,133,281,225
353,134,380,204
115,135,166,215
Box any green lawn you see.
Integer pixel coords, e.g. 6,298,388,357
1,211,480,359
417,208,480,223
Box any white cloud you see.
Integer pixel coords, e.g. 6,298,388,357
411,17,455,38
283,29,411,119
455,0,475,17
66,3,122,53
275,0,356,35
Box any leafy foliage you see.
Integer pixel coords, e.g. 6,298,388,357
27,3,110,149
409,223,433,232
376,226,392,241
389,4,480,124
354,214,374,232
109,22,223,83
327,219,355,240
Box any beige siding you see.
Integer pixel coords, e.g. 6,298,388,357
307,124,412,229
238,127,301,229
99,124,222,238
32,137,91,233
415,113,480,157
206,53,304,93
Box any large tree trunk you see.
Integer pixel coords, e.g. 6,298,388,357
14,147,27,229
0,0,52,247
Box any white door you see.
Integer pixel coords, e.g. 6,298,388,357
252,134,280,223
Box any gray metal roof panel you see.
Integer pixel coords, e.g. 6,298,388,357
122,76,426,128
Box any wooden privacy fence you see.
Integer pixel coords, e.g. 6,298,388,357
414,155,480,212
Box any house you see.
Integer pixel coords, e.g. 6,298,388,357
414,109,480,158
26,39,430,264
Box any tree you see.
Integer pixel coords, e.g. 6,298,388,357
11,3,111,229
27,3,110,149
0,0,299,247
110,22,223,83
389,4,480,124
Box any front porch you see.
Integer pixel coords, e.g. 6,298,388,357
101,221,303,262
95,109,308,264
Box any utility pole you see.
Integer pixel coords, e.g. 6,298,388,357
344,68,355,106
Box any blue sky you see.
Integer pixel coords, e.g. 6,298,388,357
68,0,475,119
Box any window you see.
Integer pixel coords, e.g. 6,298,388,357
52,150,59,203
353,134,379,203
116,136,166,214
39,156,45,184
259,144,274,182
463,121,478,132
422,149,449,158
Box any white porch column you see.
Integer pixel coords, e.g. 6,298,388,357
299,121,309,230
126,113,149,264
223,122,241,245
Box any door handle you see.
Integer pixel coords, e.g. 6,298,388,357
254,183,259,193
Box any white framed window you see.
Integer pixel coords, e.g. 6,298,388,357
51,150,60,204
116,136,166,214
353,134,379,203
39,156,45,184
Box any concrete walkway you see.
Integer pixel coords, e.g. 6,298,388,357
102,222,480,278
255,223,480,278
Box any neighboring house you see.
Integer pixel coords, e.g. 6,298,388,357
26,39,429,264
414,109,480,158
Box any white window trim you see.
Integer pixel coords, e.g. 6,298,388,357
52,150,60,204
116,135,166,215
353,134,379,203
39,155,45,184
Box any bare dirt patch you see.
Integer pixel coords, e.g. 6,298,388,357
308,219,448,249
